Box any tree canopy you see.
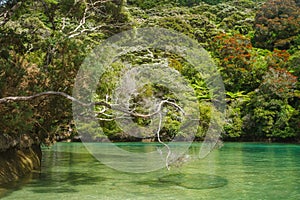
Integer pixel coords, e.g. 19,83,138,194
0,0,300,150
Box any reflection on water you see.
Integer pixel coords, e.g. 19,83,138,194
1,142,300,200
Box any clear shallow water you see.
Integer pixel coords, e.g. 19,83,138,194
1,142,300,200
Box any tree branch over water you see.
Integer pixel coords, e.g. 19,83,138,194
0,91,111,107
0,91,187,169
0,91,184,119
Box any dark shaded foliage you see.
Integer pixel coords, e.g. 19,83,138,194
254,0,300,50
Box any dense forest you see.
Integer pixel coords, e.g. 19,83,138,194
0,0,300,149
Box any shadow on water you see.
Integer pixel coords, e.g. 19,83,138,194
0,173,34,199
136,173,228,190
0,149,107,198
27,171,106,194
0,171,107,197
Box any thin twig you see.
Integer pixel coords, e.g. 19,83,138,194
156,112,172,170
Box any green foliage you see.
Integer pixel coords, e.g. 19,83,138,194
0,0,131,146
288,50,300,81
196,102,212,139
156,17,195,39
177,0,222,6
1,0,300,144
127,0,222,9
243,67,298,140
224,100,244,138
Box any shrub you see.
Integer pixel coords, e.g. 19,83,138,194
243,67,298,140
178,0,222,6
254,0,300,50
265,49,290,68
211,33,264,92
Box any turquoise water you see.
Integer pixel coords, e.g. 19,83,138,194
1,142,300,199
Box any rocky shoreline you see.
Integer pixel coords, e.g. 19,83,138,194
0,144,41,184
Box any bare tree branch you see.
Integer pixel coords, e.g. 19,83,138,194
66,0,128,38
68,5,89,36
0,91,187,170
0,91,111,108
0,92,183,119
113,99,185,119
68,25,104,38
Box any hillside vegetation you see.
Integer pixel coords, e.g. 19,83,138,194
0,0,300,148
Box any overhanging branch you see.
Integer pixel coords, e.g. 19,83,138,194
0,91,111,108
0,91,189,170
0,91,183,119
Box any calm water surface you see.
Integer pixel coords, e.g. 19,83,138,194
1,142,300,200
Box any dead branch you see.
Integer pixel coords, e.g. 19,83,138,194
67,0,109,38
68,25,104,38
0,91,111,108
0,91,186,170
68,5,89,36
0,91,184,120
